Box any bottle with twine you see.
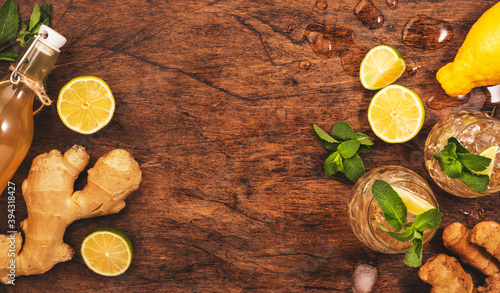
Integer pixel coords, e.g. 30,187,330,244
0,25,66,194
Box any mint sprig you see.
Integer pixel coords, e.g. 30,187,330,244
372,179,442,267
0,0,50,61
17,3,50,47
312,121,373,182
432,137,491,194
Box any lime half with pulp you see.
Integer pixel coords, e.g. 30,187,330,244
57,76,115,135
81,227,133,277
367,85,424,143
360,45,406,90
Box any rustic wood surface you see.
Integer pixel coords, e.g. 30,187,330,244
1,0,499,291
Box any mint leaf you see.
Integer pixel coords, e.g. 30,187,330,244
29,4,40,30
404,237,423,267
411,208,442,232
332,121,357,141
433,152,462,178
457,152,490,172
371,180,407,230
324,152,342,175
379,225,415,242
312,123,339,151
337,140,360,158
358,145,370,154
312,121,370,182
0,46,17,61
433,137,492,193
433,142,462,178
373,180,441,268
356,132,374,146
442,140,458,158
0,0,19,47
459,171,490,194
342,154,365,182
448,137,469,154
17,3,50,47
30,4,49,31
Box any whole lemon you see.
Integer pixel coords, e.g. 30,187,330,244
436,2,500,97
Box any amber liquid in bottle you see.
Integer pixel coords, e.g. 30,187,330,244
0,38,60,194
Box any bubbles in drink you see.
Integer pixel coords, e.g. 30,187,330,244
458,121,500,153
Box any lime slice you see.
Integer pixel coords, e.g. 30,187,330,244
367,85,424,143
81,227,133,277
392,186,435,215
360,45,406,90
57,76,115,135
475,145,499,176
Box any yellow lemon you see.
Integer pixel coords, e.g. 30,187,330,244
436,2,500,97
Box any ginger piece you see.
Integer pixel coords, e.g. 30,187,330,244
479,273,500,293
418,254,476,293
0,146,141,284
471,221,500,262
443,222,500,276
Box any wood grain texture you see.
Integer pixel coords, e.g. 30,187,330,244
0,0,499,291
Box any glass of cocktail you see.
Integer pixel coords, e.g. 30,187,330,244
347,166,438,253
424,110,500,198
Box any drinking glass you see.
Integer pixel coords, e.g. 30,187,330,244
347,166,438,253
424,110,500,198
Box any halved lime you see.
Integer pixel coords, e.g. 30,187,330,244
360,45,406,90
81,227,133,277
57,76,115,135
367,85,424,143
475,145,499,176
392,186,435,216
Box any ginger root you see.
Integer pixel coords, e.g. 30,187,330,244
443,222,500,276
478,273,500,293
0,145,141,284
418,254,476,293
471,221,500,261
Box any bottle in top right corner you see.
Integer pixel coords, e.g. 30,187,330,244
424,110,500,198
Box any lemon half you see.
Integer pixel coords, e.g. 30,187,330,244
367,85,424,143
57,76,115,135
360,45,406,90
81,227,133,277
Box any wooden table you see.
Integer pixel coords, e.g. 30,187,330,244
1,0,499,291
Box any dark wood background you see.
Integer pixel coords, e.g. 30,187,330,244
0,0,499,291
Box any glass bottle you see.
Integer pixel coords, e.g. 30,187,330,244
347,166,438,253
424,110,500,198
0,25,66,194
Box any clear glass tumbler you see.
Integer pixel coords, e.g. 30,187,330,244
424,110,500,198
347,166,438,253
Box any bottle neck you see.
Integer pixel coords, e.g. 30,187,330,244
10,38,60,84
